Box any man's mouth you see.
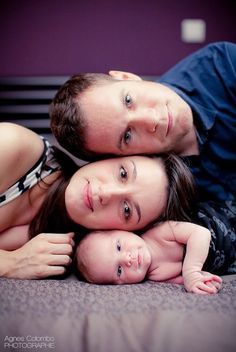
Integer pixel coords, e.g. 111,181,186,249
166,106,173,136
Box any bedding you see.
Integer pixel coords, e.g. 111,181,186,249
0,274,235,352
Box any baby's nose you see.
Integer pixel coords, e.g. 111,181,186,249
122,251,133,267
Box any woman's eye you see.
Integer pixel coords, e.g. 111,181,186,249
117,240,121,251
125,94,132,107
123,128,132,145
123,201,131,220
117,265,122,277
120,166,128,180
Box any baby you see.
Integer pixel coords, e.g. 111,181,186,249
75,221,223,294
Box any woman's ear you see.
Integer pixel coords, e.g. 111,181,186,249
108,70,142,81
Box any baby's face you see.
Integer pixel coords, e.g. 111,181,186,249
79,230,152,284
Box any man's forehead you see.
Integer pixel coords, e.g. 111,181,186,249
83,81,117,101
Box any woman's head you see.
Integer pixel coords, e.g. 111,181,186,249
30,151,195,236
76,229,151,284
65,154,195,231
65,155,169,231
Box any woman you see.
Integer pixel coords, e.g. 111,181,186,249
0,123,195,279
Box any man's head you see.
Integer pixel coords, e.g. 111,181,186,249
50,73,115,160
75,229,151,284
50,71,194,160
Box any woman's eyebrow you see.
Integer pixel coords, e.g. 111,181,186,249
131,160,141,224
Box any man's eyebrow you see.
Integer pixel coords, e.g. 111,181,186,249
116,89,126,152
131,160,141,224
117,131,123,152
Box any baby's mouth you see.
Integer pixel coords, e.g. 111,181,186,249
85,181,94,211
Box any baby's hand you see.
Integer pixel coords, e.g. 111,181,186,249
184,271,222,294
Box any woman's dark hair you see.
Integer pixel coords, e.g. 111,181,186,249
29,147,86,238
161,154,196,222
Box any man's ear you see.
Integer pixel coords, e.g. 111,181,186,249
108,70,142,81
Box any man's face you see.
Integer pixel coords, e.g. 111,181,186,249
79,75,194,155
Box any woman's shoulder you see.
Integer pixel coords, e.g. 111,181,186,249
0,123,44,192
0,122,42,145
0,122,43,150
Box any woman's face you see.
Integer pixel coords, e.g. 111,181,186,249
65,156,168,230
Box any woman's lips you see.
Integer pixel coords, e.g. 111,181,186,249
84,181,94,211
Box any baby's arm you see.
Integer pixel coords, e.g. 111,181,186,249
168,221,222,294
165,275,184,285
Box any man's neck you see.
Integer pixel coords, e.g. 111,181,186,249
176,127,199,156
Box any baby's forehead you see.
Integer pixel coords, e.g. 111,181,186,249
89,229,131,238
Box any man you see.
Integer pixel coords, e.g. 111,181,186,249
50,42,236,202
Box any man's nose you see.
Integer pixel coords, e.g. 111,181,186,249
131,108,157,133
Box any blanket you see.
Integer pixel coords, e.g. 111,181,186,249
0,275,235,352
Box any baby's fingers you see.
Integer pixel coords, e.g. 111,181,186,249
205,280,222,291
192,282,217,294
201,272,222,283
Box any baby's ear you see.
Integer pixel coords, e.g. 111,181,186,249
108,70,142,81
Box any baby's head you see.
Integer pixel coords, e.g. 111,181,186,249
75,229,151,284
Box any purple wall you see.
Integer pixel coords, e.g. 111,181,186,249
0,0,235,76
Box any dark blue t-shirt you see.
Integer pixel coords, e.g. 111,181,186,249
158,42,236,202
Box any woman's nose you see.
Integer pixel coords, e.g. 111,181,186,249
98,185,123,205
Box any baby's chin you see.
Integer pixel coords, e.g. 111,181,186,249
139,246,152,272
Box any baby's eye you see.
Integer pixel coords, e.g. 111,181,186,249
125,94,132,107
120,166,128,180
123,201,131,220
123,128,132,145
117,265,122,277
117,240,121,251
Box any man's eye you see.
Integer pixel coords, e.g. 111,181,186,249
117,265,122,277
120,166,128,180
123,201,131,220
123,128,132,145
125,94,132,107
117,240,121,251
